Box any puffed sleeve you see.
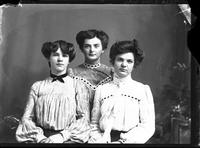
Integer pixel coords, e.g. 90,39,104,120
88,85,103,143
60,117,90,143
120,85,155,143
60,79,91,143
60,105,91,143
16,82,46,143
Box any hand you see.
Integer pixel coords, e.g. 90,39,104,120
48,133,64,143
99,133,111,143
119,133,127,143
39,138,54,143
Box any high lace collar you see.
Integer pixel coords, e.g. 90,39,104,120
112,73,132,87
83,62,101,69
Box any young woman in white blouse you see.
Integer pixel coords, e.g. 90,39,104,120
89,39,155,144
15,40,90,143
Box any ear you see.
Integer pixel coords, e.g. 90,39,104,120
101,50,105,54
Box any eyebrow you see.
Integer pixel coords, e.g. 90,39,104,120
52,52,59,54
84,43,100,45
117,57,133,60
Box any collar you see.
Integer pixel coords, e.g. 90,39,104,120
112,73,132,87
50,72,68,83
83,62,101,69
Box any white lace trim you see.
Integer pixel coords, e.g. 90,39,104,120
72,75,112,90
101,93,140,102
83,63,101,69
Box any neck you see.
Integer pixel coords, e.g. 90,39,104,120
116,74,132,83
85,58,100,65
51,70,67,76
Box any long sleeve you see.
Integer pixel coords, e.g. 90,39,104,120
88,86,103,143
47,114,90,143
120,85,155,143
60,104,91,143
60,80,91,143
61,116,90,143
16,82,46,143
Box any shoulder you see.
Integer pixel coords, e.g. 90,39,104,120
95,81,114,93
130,80,153,101
66,75,82,88
99,64,114,75
69,64,85,76
122,79,152,97
31,77,51,88
31,80,43,89
29,79,48,94
94,82,115,101
130,80,150,89
100,64,112,70
64,75,74,82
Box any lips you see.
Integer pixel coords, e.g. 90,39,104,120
89,54,96,56
119,68,127,72
56,63,64,66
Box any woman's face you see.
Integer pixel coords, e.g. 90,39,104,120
82,37,104,64
114,52,135,78
49,47,69,75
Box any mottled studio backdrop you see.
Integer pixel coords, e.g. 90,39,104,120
0,4,191,143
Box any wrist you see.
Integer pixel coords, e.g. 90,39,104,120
39,137,48,143
60,130,71,142
120,133,127,143
37,135,47,143
118,138,126,144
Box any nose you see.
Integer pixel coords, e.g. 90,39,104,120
57,55,63,61
121,61,127,67
89,46,95,53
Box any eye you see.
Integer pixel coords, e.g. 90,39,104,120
63,54,69,57
127,59,134,63
83,44,90,49
94,44,100,48
116,57,123,62
52,52,59,56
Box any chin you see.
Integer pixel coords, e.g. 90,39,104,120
117,74,127,78
56,68,65,73
119,75,128,78
87,56,98,60
118,72,127,76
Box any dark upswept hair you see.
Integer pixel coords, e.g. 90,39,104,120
76,29,109,51
109,38,144,68
41,40,76,62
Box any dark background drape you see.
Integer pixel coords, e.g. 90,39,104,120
0,4,191,143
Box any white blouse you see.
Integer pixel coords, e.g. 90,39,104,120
90,76,155,143
16,76,90,143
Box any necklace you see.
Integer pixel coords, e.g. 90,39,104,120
83,63,101,69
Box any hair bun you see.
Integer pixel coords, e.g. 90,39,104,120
43,42,52,48
132,39,138,48
41,42,53,59
132,38,143,56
